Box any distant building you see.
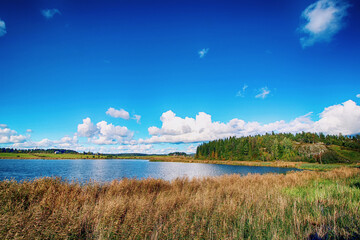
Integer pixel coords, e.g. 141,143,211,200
54,151,60,154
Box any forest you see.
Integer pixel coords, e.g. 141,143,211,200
195,132,360,163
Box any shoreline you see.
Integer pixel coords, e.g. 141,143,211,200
1,154,359,171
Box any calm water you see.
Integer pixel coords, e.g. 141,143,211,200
0,159,301,182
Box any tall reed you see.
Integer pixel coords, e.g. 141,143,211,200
1,168,359,239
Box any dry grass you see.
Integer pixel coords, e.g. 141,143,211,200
1,168,359,239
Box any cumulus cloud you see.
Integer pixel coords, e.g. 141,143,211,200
255,87,270,99
313,100,360,135
77,118,133,145
236,84,248,97
356,94,360,98
0,19,6,37
26,129,33,133
77,118,98,137
0,125,28,144
140,100,360,144
299,0,350,48
198,48,209,58
141,110,249,144
41,9,61,19
106,107,130,120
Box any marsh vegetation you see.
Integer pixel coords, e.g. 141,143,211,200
1,168,359,239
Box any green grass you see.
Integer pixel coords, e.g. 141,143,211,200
0,153,40,159
298,163,348,171
283,175,360,239
329,145,360,163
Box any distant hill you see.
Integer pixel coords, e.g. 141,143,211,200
195,132,360,164
168,152,188,156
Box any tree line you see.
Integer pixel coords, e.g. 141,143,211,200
195,132,360,163
0,148,78,154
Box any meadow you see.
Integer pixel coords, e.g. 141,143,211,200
1,167,359,239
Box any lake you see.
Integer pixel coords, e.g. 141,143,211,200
0,159,301,182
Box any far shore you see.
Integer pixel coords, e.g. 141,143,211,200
1,152,359,171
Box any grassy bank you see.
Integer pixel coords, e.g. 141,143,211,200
1,168,359,239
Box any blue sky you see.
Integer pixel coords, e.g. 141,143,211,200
1,0,360,154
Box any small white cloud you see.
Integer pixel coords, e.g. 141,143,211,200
198,48,209,58
41,9,61,19
255,87,270,99
26,129,32,133
106,107,130,120
236,84,248,97
0,19,6,37
133,114,141,124
356,94,360,98
299,0,350,48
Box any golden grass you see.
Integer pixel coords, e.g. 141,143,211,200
1,168,359,239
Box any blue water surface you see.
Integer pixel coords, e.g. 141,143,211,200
0,159,301,182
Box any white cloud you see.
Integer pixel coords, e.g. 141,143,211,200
26,129,33,133
139,100,360,144
77,118,98,137
12,136,78,149
106,107,130,120
77,118,133,145
313,100,360,135
41,9,61,19
198,48,209,58
141,110,249,144
236,84,248,97
255,87,270,99
92,121,133,144
299,0,350,48
0,19,6,37
356,94,360,98
133,114,141,124
0,125,28,144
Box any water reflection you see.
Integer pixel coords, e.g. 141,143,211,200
0,159,301,183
